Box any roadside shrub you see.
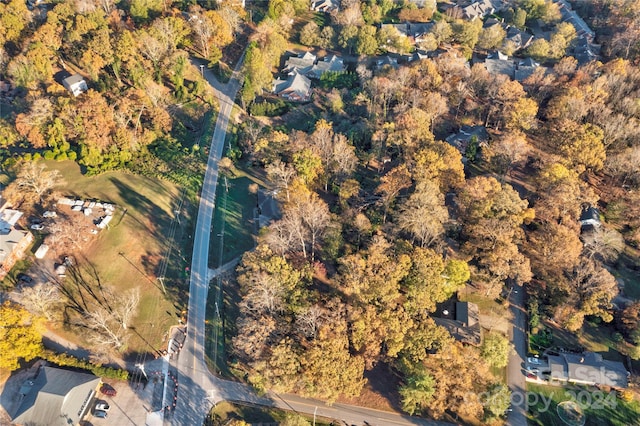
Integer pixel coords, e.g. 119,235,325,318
41,350,129,380
249,99,290,117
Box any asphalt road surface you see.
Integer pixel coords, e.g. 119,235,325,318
506,282,528,426
170,58,242,426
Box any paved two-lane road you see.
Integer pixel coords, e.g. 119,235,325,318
506,282,528,426
170,59,242,425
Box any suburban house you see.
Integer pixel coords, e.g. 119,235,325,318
306,54,346,79
573,36,600,65
0,207,32,280
12,366,101,426
554,0,594,40
514,57,541,82
62,74,88,97
545,352,629,388
375,55,399,70
579,206,601,230
284,51,317,75
272,71,313,102
483,50,516,77
434,302,482,345
445,125,489,158
505,26,535,51
310,0,339,13
461,0,498,20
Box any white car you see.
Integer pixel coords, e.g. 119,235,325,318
95,402,110,411
43,211,57,218
527,357,541,365
30,224,44,231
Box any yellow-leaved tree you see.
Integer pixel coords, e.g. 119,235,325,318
0,301,43,371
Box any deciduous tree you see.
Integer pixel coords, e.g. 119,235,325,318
0,302,43,371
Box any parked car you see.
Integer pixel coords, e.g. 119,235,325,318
17,273,33,283
99,384,117,396
526,372,537,379
527,356,541,365
94,410,108,419
42,211,57,218
30,224,44,231
94,402,110,411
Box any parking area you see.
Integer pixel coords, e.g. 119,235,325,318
83,364,166,426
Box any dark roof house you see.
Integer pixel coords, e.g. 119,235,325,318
554,0,595,40
515,57,541,81
506,26,535,50
445,125,489,158
12,366,101,426
579,206,601,229
434,302,482,345
546,352,628,388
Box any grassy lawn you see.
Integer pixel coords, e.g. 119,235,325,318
206,401,333,426
204,162,269,375
458,287,511,319
43,160,190,355
527,382,640,426
545,321,626,363
208,165,266,267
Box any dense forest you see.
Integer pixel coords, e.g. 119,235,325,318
3,0,640,423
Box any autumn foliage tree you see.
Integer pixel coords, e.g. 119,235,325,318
0,302,43,371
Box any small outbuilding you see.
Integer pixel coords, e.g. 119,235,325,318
62,74,88,97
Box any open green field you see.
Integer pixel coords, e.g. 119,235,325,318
44,160,190,355
527,382,640,426
206,401,333,426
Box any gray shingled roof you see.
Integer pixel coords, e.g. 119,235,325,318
12,366,101,426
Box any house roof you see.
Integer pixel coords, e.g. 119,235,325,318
12,366,101,426
484,57,516,77
273,71,312,101
284,52,317,74
308,55,345,78
62,74,85,86
446,125,489,150
434,302,482,345
579,206,600,223
547,352,628,388
0,228,29,263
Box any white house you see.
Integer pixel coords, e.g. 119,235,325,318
62,74,88,97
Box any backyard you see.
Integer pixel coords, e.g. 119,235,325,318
527,382,640,426
40,160,191,356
